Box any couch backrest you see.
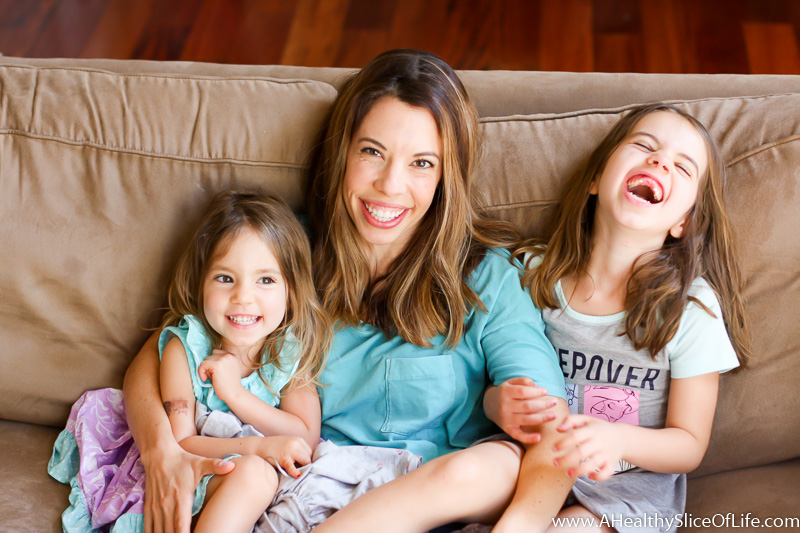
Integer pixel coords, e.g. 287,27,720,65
1,57,798,478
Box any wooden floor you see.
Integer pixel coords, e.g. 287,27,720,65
2,0,800,74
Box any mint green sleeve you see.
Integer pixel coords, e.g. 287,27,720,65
478,250,566,399
667,279,740,378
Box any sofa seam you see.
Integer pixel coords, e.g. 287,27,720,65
0,64,335,87
0,129,309,168
728,134,800,167
479,94,800,123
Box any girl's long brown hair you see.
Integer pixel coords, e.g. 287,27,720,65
515,103,750,366
308,49,519,348
163,190,331,390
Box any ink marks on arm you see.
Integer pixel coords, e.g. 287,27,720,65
163,399,189,417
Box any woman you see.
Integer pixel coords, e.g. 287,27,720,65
124,49,570,533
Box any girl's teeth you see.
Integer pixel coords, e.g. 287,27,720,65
229,315,258,325
366,203,404,222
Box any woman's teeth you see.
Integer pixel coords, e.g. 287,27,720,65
228,315,259,325
366,203,404,222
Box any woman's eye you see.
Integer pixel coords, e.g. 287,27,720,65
214,275,233,283
361,147,381,157
412,159,434,169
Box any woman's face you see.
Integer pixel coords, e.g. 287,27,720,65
342,96,443,271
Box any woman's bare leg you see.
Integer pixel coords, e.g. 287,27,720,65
314,441,522,533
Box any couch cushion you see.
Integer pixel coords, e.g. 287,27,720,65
0,62,337,426
0,420,67,532
682,458,800,532
475,94,800,475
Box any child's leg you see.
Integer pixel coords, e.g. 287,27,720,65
314,441,522,533
493,402,574,533
194,455,278,533
545,505,615,532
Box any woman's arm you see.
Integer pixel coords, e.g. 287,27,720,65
123,332,232,533
553,372,720,478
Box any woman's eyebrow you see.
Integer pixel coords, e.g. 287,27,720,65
357,137,386,150
632,131,699,174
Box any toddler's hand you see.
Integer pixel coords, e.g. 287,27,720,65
197,349,244,402
553,415,624,481
484,377,558,443
257,435,313,478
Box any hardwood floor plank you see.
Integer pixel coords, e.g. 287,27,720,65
386,0,452,61
2,0,800,74
594,0,640,34
335,29,391,68
281,0,351,66
639,0,693,74
345,0,397,30
80,0,154,59
491,0,541,70
438,0,495,69
0,0,58,57
595,33,643,73
225,1,297,66
743,22,800,74
24,0,108,58
539,0,594,71
129,0,204,61
689,0,749,74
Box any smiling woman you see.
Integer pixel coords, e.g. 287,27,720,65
343,97,442,275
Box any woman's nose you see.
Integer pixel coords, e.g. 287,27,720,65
374,163,405,196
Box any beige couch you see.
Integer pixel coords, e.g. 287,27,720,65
1,56,798,532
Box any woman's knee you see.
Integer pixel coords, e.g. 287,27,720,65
423,443,522,488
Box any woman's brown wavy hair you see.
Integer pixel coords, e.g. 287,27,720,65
515,103,750,366
163,190,331,391
308,49,519,348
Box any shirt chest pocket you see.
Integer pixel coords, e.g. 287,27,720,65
381,355,456,436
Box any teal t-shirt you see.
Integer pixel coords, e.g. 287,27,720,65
319,248,566,462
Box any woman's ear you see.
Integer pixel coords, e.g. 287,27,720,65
589,177,599,195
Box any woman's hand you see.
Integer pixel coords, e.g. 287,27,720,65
254,435,313,478
552,415,625,481
197,349,244,402
484,377,559,443
141,441,234,533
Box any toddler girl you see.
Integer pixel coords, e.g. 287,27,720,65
49,190,330,533
490,103,750,532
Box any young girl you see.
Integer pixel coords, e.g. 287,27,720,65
488,103,751,533
49,190,330,533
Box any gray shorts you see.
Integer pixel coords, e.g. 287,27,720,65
255,440,422,533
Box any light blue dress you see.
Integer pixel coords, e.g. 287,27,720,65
48,315,300,533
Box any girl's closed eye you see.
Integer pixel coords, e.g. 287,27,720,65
634,141,653,151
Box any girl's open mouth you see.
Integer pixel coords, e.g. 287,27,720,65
626,176,663,204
